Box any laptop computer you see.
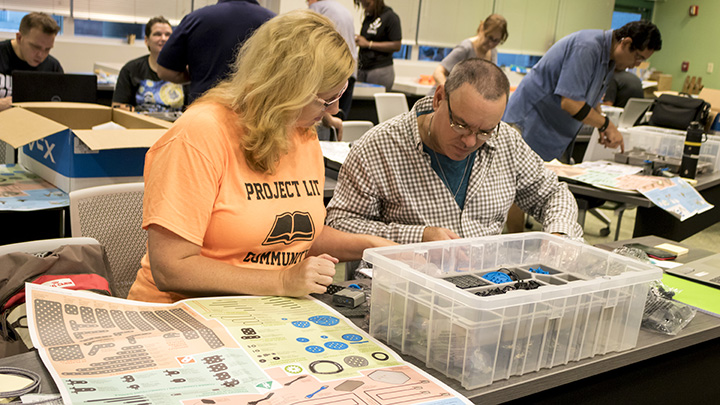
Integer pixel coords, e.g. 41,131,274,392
12,71,97,103
665,253,720,288
618,97,653,128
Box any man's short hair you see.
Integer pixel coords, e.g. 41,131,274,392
145,16,171,38
613,20,662,52
19,12,60,36
444,58,510,101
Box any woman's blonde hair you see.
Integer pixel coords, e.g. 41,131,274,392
200,10,354,174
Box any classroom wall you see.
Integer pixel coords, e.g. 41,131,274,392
0,0,360,75
652,0,720,92
7,0,715,91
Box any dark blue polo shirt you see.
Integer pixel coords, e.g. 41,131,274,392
158,0,275,102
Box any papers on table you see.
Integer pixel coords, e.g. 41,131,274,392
0,164,68,211
26,284,471,405
320,141,351,166
546,160,714,221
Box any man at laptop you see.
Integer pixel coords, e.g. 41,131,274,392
0,12,63,112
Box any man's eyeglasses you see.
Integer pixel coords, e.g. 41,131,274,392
633,49,648,63
316,81,348,111
446,93,500,140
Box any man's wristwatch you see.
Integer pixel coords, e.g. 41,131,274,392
598,115,610,133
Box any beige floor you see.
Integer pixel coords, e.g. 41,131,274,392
569,204,720,252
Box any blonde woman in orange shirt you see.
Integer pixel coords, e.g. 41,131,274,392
128,10,393,303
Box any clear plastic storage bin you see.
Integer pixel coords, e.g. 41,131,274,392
623,126,720,173
363,233,661,390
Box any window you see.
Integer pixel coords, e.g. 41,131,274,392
0,10,63,34
74,20,144,39
393,45,413,60
418,46,453,62
611,11,642,30
496,53,541,70
71,0,193,39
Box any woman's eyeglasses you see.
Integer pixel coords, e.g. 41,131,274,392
316,81,349,111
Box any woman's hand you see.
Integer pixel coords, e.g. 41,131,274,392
355,34,370,48
279,254,338,296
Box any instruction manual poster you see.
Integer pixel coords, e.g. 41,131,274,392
26,284,471,404
545,160,713,221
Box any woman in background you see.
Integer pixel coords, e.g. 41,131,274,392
354,0,402,91
128,10,393,303
432,14,508,87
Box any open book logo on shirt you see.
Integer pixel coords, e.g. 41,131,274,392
262,211,315,245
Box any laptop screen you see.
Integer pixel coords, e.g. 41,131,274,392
619,98,653,128
12,71,97,103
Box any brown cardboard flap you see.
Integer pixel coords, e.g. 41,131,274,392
12,101,107,109
73,129,167,150
111,109,172,129
15,102,113,129
699,88,720,112
0,107,68,148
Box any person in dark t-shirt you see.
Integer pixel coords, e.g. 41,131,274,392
354,0,402,91
113,16,184,113
156,0,275,103
0,12,63,112
603,70,644,108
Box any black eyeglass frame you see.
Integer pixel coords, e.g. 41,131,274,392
446,91,500,140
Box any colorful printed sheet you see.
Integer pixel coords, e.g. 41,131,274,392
546,160,713,221
0,164,68,211
26,284,471,405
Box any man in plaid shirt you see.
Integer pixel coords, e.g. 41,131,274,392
326,59,582,244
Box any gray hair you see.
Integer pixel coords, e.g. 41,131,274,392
444,58,509,101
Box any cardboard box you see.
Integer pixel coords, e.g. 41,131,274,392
644,72,672,98
648,72,672,91
0,102,171,192
699,88,720,112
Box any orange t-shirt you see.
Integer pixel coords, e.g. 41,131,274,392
127,102,326,303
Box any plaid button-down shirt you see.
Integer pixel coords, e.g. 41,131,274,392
326,96,583,243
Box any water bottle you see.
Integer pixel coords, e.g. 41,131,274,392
679,121,703,178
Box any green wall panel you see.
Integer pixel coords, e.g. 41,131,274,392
653,0,720,91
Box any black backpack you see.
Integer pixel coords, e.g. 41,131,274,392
648,93,711,130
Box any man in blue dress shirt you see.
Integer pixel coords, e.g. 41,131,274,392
503,20,662,162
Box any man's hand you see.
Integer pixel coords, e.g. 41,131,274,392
279,254,338,296
156,65,190,84
0,96,12,112
422,226,460,242
599,122,624,153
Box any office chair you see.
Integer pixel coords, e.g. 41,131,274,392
0,140,13,164
69,182,146,299
0,237,99,355
374,92,409,123
342,120,374,142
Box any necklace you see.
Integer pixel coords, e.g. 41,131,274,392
425,113,471,198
